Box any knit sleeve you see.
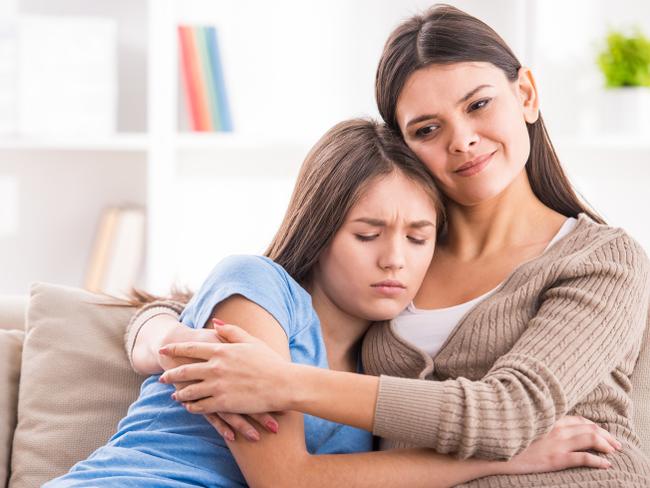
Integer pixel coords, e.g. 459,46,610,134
124,300,185,372
372,233,650,460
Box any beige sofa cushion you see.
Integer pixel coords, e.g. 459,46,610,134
631,312,650,458
9,283,144,488
0,330,23,487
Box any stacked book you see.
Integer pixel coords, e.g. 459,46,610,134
85,206,146,298
178,25,233,132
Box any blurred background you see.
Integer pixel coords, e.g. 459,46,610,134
0,0,649,296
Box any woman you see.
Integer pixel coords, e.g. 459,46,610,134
155,5,650,487
46,120,612,488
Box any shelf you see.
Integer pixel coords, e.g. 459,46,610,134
173,132,311,151
0,134,150,151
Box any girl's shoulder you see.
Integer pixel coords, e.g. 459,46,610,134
181,255,316,335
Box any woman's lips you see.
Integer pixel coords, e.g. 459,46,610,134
455,150,496,177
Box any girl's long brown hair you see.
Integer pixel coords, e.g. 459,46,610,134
375,4,604,224
127,119,444,306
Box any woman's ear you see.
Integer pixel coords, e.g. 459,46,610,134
517,67,540,124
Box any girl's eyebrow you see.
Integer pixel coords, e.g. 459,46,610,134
352,217,435,228
404,84,493,129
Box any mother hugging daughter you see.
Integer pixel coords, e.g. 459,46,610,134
48,4,649,487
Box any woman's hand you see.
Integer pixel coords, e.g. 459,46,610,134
158,324,220,371
159,320,288,440
159,321,294,413
502,416,621,474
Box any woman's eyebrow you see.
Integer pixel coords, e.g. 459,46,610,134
404,84,493,129
457,84,493,104
351,218,435,228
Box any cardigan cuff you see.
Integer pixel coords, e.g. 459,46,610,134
373,374,446,447
125,301,184,371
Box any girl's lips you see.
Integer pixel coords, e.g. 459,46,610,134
371,285,407,297
455,150,496,177
371,281,407,297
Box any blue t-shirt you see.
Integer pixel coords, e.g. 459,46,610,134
46,255,372,487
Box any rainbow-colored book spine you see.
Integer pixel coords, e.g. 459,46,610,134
177,25,232,132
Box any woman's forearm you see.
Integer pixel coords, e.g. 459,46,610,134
289,364,378,431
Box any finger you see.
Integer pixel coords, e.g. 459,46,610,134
159,341,221,360
562,452,612,470
250,413,280,434
217,413,261,442
214,323,260,345
173,382,213,403
204,414,235,442
567,432,617,454
159,362,214,384
172,380,197,391
561,424,622,451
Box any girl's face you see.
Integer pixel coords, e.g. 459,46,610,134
396,62,539,207
314,170,437,322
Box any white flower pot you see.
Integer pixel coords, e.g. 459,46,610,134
600,87,650,137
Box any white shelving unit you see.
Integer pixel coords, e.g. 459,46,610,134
1,0,648,295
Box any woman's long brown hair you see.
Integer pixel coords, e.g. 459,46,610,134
126,119,444,306
375,4,604,224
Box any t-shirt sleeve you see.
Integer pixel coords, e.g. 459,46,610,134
179,255,297,339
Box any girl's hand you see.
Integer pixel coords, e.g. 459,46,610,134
502,416,621,474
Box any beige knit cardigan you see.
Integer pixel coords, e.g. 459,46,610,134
362,214,650,487
125,214,650,486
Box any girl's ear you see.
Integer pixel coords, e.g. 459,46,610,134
517,67,540,124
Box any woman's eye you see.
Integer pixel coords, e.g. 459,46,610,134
469,98,491,112
407,236,427,245
355,234,378,242
414,124,438,138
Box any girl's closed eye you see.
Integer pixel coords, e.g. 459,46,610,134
355,234,379,242
407,236,427,245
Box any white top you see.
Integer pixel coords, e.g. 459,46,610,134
393,217,578,358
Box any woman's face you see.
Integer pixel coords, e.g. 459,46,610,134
315,171,437,322
396,62,539,207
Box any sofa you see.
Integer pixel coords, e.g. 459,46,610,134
0,282,649,488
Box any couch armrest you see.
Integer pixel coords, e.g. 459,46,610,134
0,296,28,331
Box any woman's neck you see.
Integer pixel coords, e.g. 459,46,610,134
443,171,566,260
306,280,370,372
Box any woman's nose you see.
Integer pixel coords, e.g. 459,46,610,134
448,123,480,154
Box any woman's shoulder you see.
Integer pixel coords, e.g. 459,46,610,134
555,213,649,275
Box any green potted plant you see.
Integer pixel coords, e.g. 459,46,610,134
596,28,650,135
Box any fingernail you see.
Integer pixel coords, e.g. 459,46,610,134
616,441,623,450
159,346,169,355
171,393,177,401
246,430,260,441
159,376,167,384
213,318,226,326
265,421,279,433
224,431,235,442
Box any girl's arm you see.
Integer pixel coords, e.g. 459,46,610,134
165,234,648,460
191,294,613,488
